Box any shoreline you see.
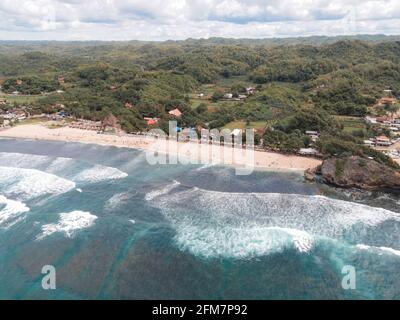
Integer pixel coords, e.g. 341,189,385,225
0,124,322,172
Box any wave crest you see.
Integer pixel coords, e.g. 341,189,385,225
36,210,98,240
0,195,30,229
146,182,400,258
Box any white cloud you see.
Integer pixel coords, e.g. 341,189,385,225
0,0,399,40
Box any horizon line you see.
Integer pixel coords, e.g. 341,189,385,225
0,33,400,43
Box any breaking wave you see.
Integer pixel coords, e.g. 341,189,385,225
73,166,128,183
104,192,132,211
146,182,400,259
145,180,181,201
0,195,30,229
0,166,76,201
36,210,98,240
0,152,128,184
356,244,400,257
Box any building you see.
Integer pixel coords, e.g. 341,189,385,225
52,103,65,110
246,87,256,95
2,113,16,120
124,102,134,110
69,119,102,131
12,91,20,96
231,129,242,137
144,117,159,126
375,135,392,146
299,148,318,156
58,75,65,84
169,108,182,117
363,140,374,146
305,131,320,142
365,116,377,124
376,115,392,124
224,93,233,99
378,97,397,106
15,111,26,120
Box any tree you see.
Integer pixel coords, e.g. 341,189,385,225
211,90,224,102
195,103,207,114
384,103,400,119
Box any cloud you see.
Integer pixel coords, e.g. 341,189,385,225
0,0,399,40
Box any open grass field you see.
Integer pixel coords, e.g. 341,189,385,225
335,115,367,133
0,94,46,104
223,120,269,130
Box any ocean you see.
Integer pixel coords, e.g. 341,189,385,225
0,138,399,299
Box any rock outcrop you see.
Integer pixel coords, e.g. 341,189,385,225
320,156,400,190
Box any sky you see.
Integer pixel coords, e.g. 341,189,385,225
0,0,399,41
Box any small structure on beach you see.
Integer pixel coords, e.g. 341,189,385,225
299,148,318,156
69,119,102,131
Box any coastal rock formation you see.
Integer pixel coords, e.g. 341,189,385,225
320,156,400,190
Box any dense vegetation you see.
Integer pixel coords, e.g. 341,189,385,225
0,37,399,169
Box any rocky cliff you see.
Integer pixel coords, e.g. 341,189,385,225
320,156,400,190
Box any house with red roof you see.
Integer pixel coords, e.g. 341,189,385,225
144,117,160,126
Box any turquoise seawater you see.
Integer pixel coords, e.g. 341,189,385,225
0,138,399,299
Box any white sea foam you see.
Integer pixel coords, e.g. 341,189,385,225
46,157,76,173
146,183,400,258
36,211,98,240
73,166,128,183
356,244,400,257
0,152,50,168
0,166,76,200
0,195,30,228
175,225,314,258
145,180,181,201
0,152,128,184
195,163,218,171
104,192,131,211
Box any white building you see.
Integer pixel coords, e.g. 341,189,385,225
224,93,233,99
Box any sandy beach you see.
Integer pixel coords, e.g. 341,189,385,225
0,124,322,172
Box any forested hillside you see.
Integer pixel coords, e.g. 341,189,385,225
0,38,399,168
